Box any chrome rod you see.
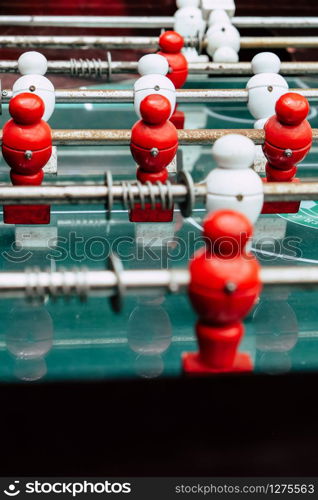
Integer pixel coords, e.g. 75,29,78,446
0,266,317,299
3,88,318,104
1,60,318,77
0,180,316,205
0,15,318,29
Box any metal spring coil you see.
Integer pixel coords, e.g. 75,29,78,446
70,58,104,78
25,267,90,301
105,171,174,219
186,34,201,51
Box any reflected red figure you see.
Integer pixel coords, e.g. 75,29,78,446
262,92,312,214
183,210,262,375
2,93,52,224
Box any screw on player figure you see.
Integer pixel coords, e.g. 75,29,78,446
134,53,176,120
183,209,262,374
158,30,188,129
205,134,264,224
262,92,313,214
13,51,55,122
130,94,178,222
2,93,52,224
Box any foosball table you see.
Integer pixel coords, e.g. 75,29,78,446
1,0,318,480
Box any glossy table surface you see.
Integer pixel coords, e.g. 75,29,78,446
1,74,318,383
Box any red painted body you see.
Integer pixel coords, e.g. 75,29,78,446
170,108,185,129
10,170,44,185
158,31,188,89
130,94,178,223
262,93,312,214
2,144,52,175
2,93,52,225
130,141,178,173
183,210,262,375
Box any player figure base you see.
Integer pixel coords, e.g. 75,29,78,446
130,203,174,223
170,109,185,130
182,352,253,375
262,201,300,214
4,205,51,225
262,177,300,214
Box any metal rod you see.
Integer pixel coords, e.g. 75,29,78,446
0,35,316,50
0,128,267,146
46,129,318,146
3,88,318,105
2,60,318,77
0,265,317,299
0,15,318,29
0,128,313,146
0,180,316,205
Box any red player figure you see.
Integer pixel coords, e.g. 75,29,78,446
183,210,262,375
130,94,178,223
158,30,188,129
262,92,312,214
2,93,52,224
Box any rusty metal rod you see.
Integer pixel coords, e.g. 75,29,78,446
0,128,314,146
23,129,318,146
2,127,318,147
0,35,316,50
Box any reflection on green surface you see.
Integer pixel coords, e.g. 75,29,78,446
0,75,318,382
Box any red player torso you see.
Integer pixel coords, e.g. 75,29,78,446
157,51,188,88
2,118,52,175
130,119,178,172
189,249,261,325
263,115,312,169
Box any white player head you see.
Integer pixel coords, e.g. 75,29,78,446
176,0,200,6
213,46,239,63
18,51,48,76
251,52,281,75
138,54,169,76
212,134,255,169
208,9,231,26
174,7,206,38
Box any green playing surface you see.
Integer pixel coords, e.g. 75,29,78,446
0,74,318,382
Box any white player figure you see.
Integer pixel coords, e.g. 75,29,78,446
201,0,236,20
246,52,289,129
134,54,176,118
174,2,208,62
205,134,264,224
176,0,200,6
206,9,240,62
12,51,55,122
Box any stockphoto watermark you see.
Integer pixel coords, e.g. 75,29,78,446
2,480,132,497
1,232,303,265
